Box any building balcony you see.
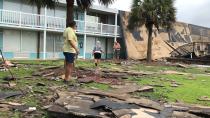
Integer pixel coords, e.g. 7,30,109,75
0,9,121,37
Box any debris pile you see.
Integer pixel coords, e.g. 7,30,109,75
46,87,210,118
32,66,155,84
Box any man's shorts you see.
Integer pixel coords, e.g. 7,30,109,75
63,52,75,63
94,53,101,59
114,50,120,58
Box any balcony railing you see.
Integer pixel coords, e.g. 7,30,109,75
0,9,120,36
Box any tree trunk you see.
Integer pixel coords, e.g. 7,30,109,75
147,25,153,63
37,7,41,59
66,0,74,27
168,30,171,42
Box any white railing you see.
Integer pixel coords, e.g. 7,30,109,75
47,16,65,30
0,9,121,36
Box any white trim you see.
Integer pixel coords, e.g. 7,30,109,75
20,30,22,52
114,13,118,41
83,10,87,59
43,7,47,59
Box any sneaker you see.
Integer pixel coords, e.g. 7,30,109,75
63,79,70,84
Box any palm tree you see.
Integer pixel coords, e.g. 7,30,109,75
25,0,58,58
66,0,115,27
128,0,176,62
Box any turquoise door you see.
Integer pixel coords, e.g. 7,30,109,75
78,36,84,57
0,0,2,9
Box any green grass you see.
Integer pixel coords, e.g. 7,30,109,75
130,74,210,106
131,64,209,74
1,59,210,117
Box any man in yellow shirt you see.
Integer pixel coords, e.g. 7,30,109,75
63,21,79,82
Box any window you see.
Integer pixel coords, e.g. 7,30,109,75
197,45,200,51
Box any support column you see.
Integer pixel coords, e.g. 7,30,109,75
114,13,118,41
43,7,47,60
20,30,22,52
83,10,87,59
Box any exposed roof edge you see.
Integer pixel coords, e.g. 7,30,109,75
58,0,118,14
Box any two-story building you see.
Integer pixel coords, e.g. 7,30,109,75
0,0,121,59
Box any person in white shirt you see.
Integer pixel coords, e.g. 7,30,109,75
93,41,103,67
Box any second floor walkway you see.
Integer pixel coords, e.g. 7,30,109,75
0,9,121,37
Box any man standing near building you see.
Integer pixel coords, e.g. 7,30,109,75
113,40,121,63
63,21,79,82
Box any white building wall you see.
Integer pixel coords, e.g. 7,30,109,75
55,6,66,18
3,29,37,53
22,31,37,52
21,2,37,13
86,37,106,53
97,37,106,53
86,36,95,54
3,0,21,11
3,29,21,52
107,38,114,54
3,0,37,13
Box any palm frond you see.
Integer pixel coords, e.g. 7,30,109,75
76,0,115,10
76,0,94,10
128,0,176,31
98,0,115,6
25,0,58,9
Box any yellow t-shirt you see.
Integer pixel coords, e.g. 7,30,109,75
63,27,78,53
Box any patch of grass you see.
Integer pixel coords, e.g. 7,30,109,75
131,74,210,106
1,59,210,117
131,64,207,74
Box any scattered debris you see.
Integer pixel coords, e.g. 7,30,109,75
0,91,23,99
112,109,134,118
171,84,179,87
12,105,36,112
172,111,201,118
3,76,16,81
111,85,154,94
163,70,188,75
149,84,165,87
8,82,16,87
198,96,210,101
90,99,139,110
36,82,46,87
175,63,188,68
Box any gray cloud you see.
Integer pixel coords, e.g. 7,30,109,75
175,0,210,27
95,0,210,28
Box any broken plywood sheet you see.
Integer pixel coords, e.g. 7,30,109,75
171,103,210,116
112,109,134,118
198,96,210,101
162,70,188,75
90,99,139,110
52,94,102,118
0,91,23,99
78,89,129,101
79,89,163,111
111,85,154,94
125,98,164,111
131,109,159,118
172,111,201,118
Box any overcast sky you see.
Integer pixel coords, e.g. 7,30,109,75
95,0,210,28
